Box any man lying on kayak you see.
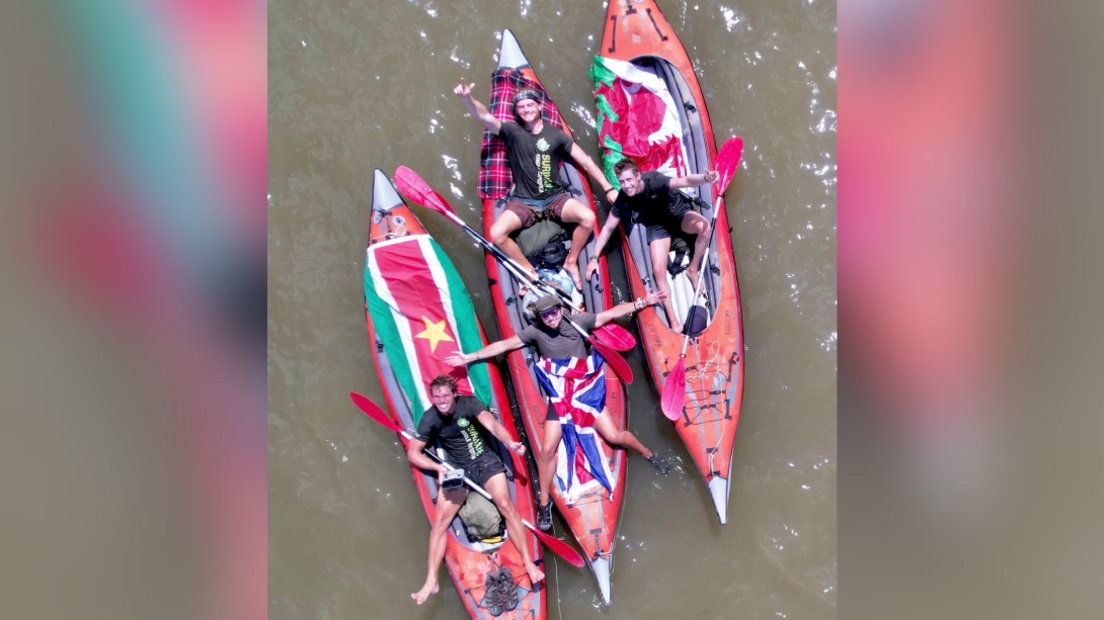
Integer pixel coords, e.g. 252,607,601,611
454,78,615,291
586,159,720,334
406,375,544,605
446,294,671,531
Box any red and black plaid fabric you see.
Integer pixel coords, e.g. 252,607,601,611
478,69,565,200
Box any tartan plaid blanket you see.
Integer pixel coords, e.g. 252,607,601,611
478,69,565,200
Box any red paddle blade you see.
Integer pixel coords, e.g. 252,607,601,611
350,392,403,433
715,137,744,195
594,324,635,351
591,337,633,385
531,527,585,567
394,166,456,217
660,360,686,421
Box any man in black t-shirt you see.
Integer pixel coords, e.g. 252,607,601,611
454,78,616,291
586,158,720,334
446,294,671,532
406,376,543,606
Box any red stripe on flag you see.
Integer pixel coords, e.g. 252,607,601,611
373,240,473,396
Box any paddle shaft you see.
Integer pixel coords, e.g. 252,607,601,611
678,141,740,353
448,216,628,362
454,215,587,314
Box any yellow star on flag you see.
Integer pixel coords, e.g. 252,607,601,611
414,316,455,353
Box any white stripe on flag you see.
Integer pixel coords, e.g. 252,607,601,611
417,237,462,351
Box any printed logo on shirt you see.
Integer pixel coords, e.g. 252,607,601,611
457,417,470,427
536,137,550,152
536,154,553,193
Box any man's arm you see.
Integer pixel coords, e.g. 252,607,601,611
568,143,616,202
585,212,622,280
593,290,667,327
454,78,502,134
406,437,447,481
669,170,720,190
445,335,525,367
476,411,526,456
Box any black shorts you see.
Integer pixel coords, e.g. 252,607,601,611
644,207,692,244
462,451,508,488
544,401,560,423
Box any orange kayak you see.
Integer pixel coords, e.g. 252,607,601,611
363,169,545,619
480,30,626,605
595,1,745,524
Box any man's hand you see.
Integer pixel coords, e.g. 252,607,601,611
704,170,720,184
585,258,601,281
436,467,447,485
444,352,472,367
645,290,668,306
453,78,475,101
509,441,526,457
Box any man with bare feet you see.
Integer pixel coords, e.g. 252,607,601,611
586,158,719,334
454,79,615,290
446,294,671,531
407,376,544,605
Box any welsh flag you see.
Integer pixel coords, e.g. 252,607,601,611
589,56,691,187
364,235,492,423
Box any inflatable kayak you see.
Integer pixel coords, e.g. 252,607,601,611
363,169,545,620
479,29,626,605
593,1,745,524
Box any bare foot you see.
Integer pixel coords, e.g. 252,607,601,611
563,261,583,291
685,268,700,287
525,562,545,584
671,320,684,335
411,580,439,605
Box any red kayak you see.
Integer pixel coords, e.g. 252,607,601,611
479,29,626,605
363,169,545,619
594,1,745,524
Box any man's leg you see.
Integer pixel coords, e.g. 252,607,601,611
484,472,545,585
558,198,596,290
536,420,562,508
593,407,654,458
412,487,467,605
680,211,712,286
648,237,683,334
489,208,535,276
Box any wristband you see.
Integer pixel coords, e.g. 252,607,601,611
634,297,645,311
588,255,599,262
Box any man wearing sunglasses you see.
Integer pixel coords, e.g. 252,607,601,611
446,292,670,531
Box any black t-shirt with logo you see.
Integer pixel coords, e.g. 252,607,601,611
498,121,575,200
414,395,494,466
611,171,691,227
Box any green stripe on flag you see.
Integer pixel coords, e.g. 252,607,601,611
588,55,618,87
591,56,626,189
429,240,493,407
364,260,426,417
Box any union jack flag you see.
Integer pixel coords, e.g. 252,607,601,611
532,353,615,505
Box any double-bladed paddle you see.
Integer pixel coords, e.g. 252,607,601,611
350,392,585,567
391,165,635,352
660,137,744,421
394,166,634,383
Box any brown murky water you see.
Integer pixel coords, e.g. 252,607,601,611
268,0,836,617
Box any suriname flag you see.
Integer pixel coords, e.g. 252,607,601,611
364,235,492,423
589,55,692,187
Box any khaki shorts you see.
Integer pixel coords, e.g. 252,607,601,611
504,192,572,228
